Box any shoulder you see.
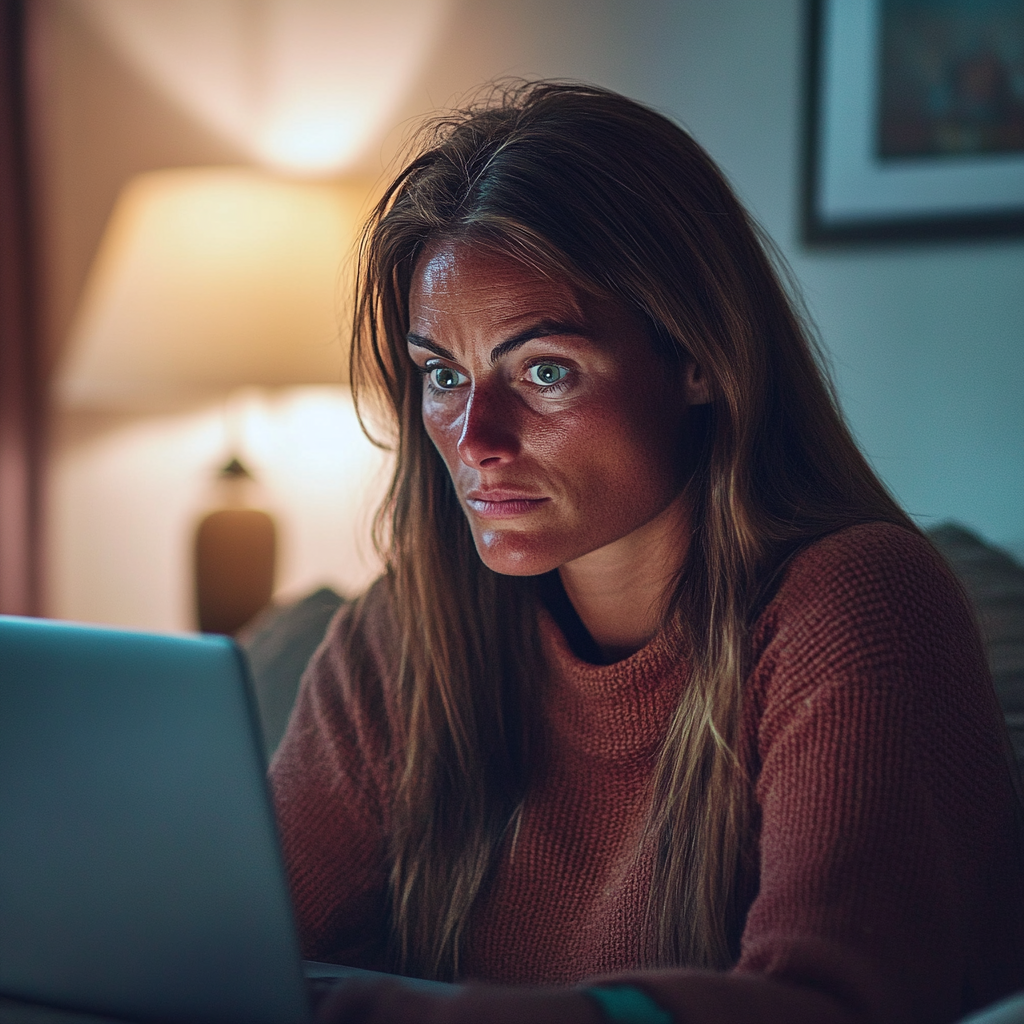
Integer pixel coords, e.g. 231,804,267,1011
307,574,403,731
744,523,1006,813
771,521,959,614
747,522,991,739
754,522,976,661
270,576,403,790
318,575,401,689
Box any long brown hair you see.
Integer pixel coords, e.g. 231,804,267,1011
347,81,915,979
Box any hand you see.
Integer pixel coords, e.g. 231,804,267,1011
313,976,605,1024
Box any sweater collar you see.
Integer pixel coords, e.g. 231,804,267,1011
538,609,690,764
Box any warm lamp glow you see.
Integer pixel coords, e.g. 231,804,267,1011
260,112,364,175
57,168,374,409
73,0,454,174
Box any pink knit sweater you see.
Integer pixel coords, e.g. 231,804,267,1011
270,524,1024,1023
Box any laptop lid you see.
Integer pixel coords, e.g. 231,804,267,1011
0,615,310,1024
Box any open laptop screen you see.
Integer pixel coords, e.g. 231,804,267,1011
0,615,310,1024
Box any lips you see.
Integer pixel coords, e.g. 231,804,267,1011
464,489,549,517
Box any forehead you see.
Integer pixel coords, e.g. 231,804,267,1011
409,239,587,325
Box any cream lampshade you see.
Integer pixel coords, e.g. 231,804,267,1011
57,167,372,410
57,167,374,633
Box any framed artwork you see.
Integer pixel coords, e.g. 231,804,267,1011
803,0,1024,243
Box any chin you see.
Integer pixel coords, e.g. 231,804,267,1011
472,529,567,577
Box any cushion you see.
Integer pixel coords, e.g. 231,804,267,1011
236,587,345,760
926,523,1024,770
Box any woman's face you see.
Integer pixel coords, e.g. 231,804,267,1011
407,240,707,577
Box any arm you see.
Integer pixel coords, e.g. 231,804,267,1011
600,526,1024,1022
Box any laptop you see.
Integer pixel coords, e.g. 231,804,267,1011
0,615,452,1024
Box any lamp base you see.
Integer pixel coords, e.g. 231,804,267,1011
194,506,276,635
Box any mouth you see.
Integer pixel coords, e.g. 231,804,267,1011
464,490,550,518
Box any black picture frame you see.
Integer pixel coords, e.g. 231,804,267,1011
802,0,1024,244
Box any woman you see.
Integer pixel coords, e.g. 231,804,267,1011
270,82,1024,1023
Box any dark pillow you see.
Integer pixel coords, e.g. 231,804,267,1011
926,523,1024,769
236,586,345,761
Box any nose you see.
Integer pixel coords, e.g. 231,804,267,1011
457,382,520,467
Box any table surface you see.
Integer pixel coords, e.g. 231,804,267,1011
0,997,130,1024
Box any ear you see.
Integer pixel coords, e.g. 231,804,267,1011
683,358,712,406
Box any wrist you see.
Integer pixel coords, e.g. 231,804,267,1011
581,984,673,1024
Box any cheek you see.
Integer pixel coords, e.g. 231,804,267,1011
421,395,463,463
555,395,682,496
531,399,640,473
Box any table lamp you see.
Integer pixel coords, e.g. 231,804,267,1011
57,167,373,633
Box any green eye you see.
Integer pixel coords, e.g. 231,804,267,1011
430,366,466,389
528,363,569,386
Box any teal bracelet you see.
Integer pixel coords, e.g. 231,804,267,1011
582,984,673,1024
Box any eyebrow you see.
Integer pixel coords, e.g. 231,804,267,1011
406,319,591,365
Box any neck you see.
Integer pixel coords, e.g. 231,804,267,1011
557,493,691,663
